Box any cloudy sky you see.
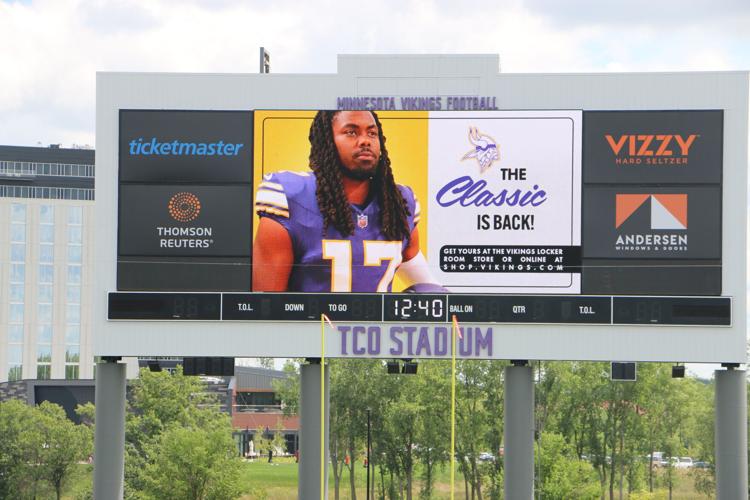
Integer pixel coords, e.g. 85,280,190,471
1,0,749,147
2,0,747,377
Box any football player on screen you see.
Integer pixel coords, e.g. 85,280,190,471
253,110,445,293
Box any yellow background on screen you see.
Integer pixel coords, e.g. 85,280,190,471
253,110,430,290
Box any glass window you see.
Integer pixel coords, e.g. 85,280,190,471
38,324,53,344
38,284,53,303
10,264,25,283
67,265,81,284
10,284,24,301
66,305,80,324
65,365,78,380
40,205,54,223
65,365,79,380
40,244,54,263
66,286,81,303
68,226,82,244
40,225,54,243
11,204,26,222
39,264,54,283
37,365,50,380
8,345,22,364
10,243,25,262
10,304,24,323
10,224,25,242
8,325,24,343
67,245,82,263
68,206,82,225
65,345,80,362
37,345,51,361
65,325,80,344
38,304,53,323
7,365,22,382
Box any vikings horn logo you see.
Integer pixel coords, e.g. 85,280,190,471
461,127,499,173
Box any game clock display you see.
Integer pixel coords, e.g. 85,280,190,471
384,295,447,322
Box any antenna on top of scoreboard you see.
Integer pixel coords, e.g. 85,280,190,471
260,47,271,74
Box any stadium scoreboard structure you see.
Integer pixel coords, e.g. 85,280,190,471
95,69,748,364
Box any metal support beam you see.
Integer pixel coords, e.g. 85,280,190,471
298,361,330,499
715,368,748,499
504,364,534,500
93,358,126,499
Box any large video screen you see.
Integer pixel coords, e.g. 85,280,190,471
117,109,722,296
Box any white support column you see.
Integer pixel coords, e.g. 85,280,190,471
298,361,330,500
504,362,535,500
715,367,748,499
93,358,126,500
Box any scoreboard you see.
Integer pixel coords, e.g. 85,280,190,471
108,292,731,327
95,70,748,363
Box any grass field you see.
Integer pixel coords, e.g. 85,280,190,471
59,459,712,499
237,457,467,499
235,457,711,500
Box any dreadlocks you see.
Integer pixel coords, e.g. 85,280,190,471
308,110,412,241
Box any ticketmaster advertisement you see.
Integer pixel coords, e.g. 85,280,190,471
253,110,582,294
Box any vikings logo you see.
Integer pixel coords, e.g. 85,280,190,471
461,127,499,174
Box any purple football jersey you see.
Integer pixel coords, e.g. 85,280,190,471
255,171,420,292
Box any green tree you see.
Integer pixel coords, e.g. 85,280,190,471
272,421,288,458
75,402,96,428
0,399,36,498
257,358,275,370
455,360,490,500
254,426,273,462
271,359,301,416
384,390,419,499
482,360,507,500
141,419,243,500
124,366,242,499
415,361,450,500
0,399,92,500
536,432,600,500
35,402,93,500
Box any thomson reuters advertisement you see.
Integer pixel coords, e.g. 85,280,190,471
118,185,252,257
253,110,582,294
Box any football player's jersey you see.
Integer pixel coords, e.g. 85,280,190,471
255,171,420,292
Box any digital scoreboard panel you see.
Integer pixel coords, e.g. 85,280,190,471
108,292,731,327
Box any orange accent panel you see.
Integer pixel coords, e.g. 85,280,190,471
615,194,649,228
654,194,688,228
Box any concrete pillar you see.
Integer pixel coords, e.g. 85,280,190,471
93,358,126,500
504,363,534,500
715,368,748,499
298,361,330,499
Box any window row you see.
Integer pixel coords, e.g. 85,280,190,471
12,264,82,285
12,225,82,245
0,186,94,200
6,340,81,381
0,161,94,178
8,303,82,324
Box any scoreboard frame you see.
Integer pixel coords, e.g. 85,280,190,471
94,70,748,363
